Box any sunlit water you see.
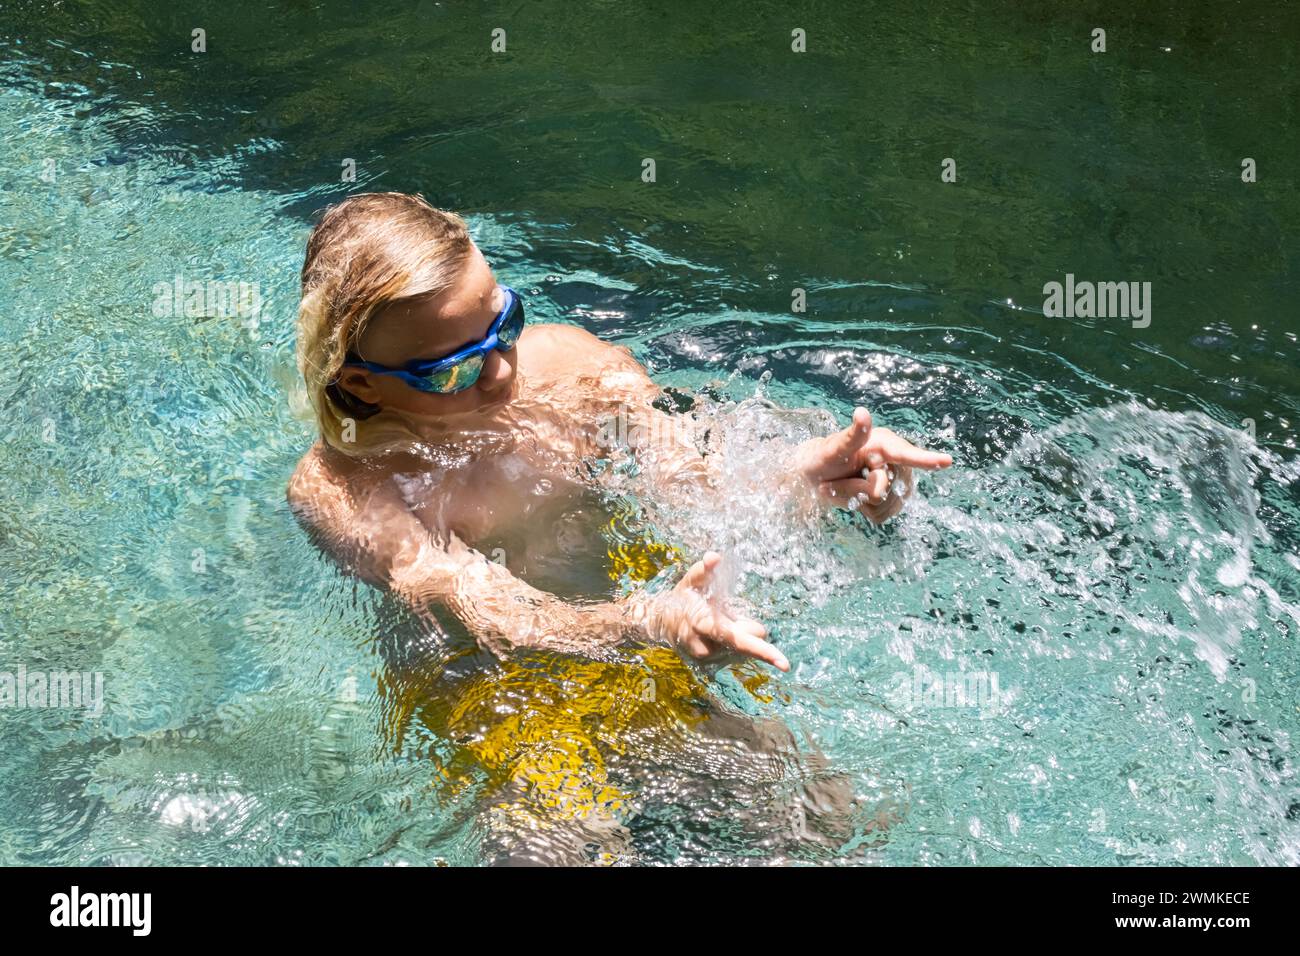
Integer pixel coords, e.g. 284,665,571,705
3,12,1299,866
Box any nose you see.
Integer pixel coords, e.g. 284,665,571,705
476,347,514,394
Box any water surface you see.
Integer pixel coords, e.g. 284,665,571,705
1,0,1298,865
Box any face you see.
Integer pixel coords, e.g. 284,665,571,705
336,244,519,421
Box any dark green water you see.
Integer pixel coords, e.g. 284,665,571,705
2,1,1298,865
8,0,1299,437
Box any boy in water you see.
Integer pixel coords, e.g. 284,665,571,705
289,192,951,667
288,193,951,861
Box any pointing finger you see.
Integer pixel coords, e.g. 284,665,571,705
726,624,789,671
879,432,953,470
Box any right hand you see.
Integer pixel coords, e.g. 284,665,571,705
794,407,952,523
645,552,789,671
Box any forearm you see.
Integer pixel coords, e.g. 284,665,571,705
390,536,663,660
645,414,820,513
453,583,658,660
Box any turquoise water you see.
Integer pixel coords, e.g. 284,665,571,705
2,1,1298,865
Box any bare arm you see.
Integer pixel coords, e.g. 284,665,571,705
288,457,788,669
388,513,647,660
583,331,952,522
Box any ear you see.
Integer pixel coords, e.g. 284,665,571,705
336,367,383,405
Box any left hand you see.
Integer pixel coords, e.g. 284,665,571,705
794,407,953,524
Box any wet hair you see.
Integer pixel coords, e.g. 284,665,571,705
295,192,472,452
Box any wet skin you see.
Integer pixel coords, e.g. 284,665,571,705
289,242,953,671
289,241,950,861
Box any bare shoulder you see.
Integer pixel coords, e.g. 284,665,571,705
287,441,357,535
288,442,439,584
287,442,420,522
519,323,648,388
520,322,622,359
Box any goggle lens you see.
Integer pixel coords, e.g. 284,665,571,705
420,352,485,394
497,295,525,349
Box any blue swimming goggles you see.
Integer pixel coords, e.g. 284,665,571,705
343,285,525,394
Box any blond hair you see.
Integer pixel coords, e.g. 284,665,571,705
296,192,472,453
